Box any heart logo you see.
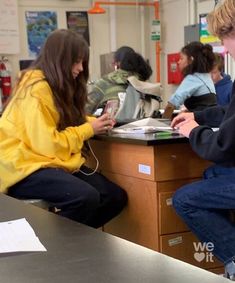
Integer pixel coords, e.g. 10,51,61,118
194,252,205,262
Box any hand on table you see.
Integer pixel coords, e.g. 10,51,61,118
171,112,198,138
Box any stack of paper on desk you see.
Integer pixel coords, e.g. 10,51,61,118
0,218,46,253
112,125,170,134
111,118,173,134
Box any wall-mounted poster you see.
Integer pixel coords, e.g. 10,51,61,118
25,11,58,58
199,13,224,53
0,0,19,54
66,11,90,45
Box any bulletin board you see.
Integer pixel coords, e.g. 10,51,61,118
0,0,20,54
199,13,225,53
66,11,90,45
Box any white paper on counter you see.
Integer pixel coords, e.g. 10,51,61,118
0,218,46,253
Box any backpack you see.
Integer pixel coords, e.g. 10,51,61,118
114,76,163,121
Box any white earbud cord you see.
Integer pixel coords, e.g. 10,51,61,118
78,140,99,176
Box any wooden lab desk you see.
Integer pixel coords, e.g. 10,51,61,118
0,193,229,283
88,132,223,273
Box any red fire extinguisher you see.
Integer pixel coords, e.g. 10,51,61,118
0,56,11,104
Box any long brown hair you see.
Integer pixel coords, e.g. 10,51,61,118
16,29,89,130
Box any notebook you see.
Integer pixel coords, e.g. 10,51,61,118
111,118,174,134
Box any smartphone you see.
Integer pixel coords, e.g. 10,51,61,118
103,99,119,119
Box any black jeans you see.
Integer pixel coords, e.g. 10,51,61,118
8,166,127,228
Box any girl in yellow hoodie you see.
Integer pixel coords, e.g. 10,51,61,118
0,29,127,228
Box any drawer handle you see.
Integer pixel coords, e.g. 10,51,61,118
166,198,173,206
168,236,183,246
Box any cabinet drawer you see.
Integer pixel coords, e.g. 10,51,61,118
103,172,159,251
159,191,188,235
160,231,222,269
158,180,199,235
154,143,211,181
89,140,155,181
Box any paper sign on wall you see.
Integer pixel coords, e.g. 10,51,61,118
151,20,161,41
0,0,19,54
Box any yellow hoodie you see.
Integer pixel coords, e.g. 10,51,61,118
0,70,96,193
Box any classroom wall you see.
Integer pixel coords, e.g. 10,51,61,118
2,0,232,106
3,0,154,87
9,0,111,83
160,0,188,103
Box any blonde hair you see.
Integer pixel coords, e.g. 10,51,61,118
207,0,235,39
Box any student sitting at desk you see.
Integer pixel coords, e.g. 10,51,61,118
211,52,233,106
86,46,152,115
163,41,217,119
0,29,127,228
171,1,235,279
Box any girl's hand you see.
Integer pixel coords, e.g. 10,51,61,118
91,114,115,135
171,112,195,129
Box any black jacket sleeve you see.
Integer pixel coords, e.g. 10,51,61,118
189,96,235,165
193,80,235,127
194,105,227,127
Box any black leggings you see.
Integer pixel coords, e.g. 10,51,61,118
8,166,127,228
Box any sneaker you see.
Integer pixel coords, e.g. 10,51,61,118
222,272,235,281
226,260,235,281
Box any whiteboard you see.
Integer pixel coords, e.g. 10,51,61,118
0,0,19,54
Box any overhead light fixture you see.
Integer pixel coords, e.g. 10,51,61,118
88,3,106,14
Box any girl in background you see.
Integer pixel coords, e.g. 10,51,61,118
163,41,216,119
86,46,152,114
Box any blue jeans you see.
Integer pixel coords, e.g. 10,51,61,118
173,165,235,271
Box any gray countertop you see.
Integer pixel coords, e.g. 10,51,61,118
0,193,229,283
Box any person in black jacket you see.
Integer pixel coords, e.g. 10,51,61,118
171,0,235,280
